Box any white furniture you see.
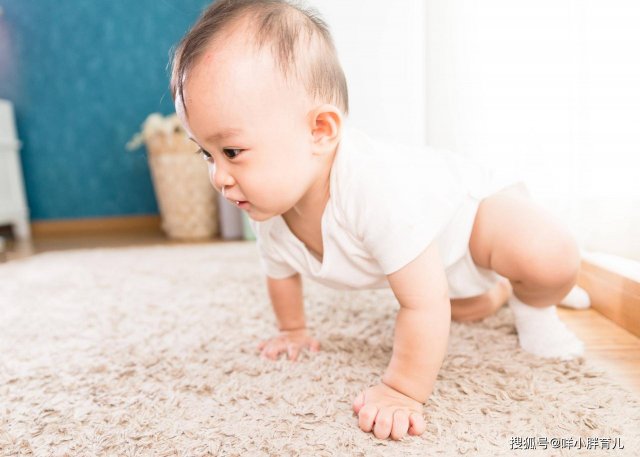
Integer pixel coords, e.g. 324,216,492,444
0,99,30,239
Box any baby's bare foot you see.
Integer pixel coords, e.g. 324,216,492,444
451,278,512,322
491,278,513,310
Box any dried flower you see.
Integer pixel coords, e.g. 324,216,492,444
126,113,185,151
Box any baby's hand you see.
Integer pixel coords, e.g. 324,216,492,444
352,382,427,440
257,328,320,361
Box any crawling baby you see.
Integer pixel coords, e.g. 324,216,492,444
170,0,588,441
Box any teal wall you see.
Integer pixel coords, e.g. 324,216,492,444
0,0,211,221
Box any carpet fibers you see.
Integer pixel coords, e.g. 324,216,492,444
1,242,639,456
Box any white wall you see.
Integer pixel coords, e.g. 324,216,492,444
309,0,428,146
424,0,640,260
307,1,639,261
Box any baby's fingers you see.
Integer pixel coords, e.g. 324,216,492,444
309,339,321,352
407,412,426,436
352,391,365,414
259,337,320,361
287,340,320,361
261,342,286,360
287,344,300,361
357,404,378,433
372,406,394,439
390,410,410,441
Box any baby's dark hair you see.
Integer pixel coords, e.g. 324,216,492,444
170,0,349,116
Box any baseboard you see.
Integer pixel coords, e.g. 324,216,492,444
31,214,162,237
578,259,640,338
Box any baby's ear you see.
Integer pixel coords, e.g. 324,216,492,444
309,105,342,153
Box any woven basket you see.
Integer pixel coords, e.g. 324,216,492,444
145,131,218,240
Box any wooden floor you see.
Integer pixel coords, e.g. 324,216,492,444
3,230,639,395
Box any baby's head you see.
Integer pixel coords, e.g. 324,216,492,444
170,0,348,221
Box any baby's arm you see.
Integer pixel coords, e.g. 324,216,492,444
383,241,451,403
257,273,320,360
353,241,450,440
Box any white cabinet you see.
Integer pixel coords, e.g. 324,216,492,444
0,99,30,239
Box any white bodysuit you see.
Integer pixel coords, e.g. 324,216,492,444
248,123,527,298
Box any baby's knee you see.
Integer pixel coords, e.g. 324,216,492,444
527,232,580,289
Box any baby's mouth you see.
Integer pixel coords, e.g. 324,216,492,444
225,196,248,206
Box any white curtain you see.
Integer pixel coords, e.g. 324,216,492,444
424,0,640,267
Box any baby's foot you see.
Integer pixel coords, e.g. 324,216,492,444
491,277,513,309
508,295,584,360
451,278,512,322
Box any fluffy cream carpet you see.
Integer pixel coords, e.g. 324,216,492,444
1,241,639,456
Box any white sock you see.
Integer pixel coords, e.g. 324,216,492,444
508,295,584,360
558,285,591,309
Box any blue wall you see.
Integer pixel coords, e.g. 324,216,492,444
0,0,211,221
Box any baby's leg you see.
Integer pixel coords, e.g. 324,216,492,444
450,278,512,322
468,186,584,359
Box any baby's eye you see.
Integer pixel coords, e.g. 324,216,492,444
223,148,243,159
198,148,213,162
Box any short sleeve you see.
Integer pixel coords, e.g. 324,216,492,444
248,218,298,279
345,148,466,276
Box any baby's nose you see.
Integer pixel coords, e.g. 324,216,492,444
210,167,234,194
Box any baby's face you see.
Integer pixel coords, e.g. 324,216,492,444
176,30,319,222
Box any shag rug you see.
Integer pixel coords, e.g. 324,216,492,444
1,241,639,457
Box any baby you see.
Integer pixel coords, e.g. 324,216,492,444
171,0,589,441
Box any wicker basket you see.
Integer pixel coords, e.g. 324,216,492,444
145,131,219,240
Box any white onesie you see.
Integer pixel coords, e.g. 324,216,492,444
248,123,526,298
